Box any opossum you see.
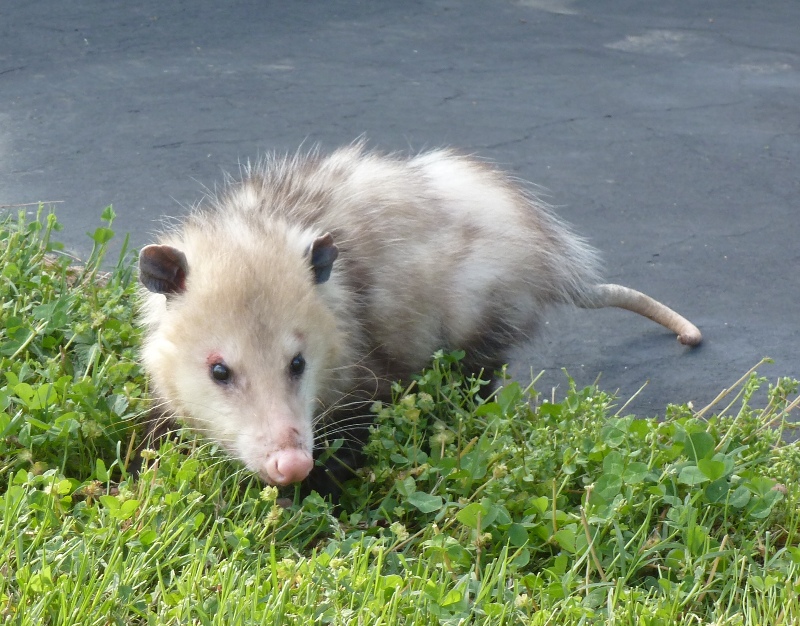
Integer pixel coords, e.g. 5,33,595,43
137,144,701,493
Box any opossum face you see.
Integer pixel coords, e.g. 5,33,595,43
139,228,343,486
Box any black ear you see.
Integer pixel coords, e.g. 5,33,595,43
308,232,339,284
139,244,189,296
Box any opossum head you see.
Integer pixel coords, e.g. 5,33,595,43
138,221,344,486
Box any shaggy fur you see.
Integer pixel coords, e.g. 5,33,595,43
138,144,700,495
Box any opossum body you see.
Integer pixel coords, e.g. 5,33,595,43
138,144,701,490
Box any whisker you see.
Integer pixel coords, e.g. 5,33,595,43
312,402,373,422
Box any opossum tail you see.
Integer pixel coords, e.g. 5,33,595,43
580,283,702,346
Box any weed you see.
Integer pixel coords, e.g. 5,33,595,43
1,209,798,625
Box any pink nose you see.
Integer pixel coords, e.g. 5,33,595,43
264,449,314,486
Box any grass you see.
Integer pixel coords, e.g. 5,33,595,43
1,207,799,625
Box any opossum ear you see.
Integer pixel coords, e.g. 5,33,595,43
139,244,189,296
308,232,339,284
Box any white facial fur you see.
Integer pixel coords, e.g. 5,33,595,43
140,218,345,484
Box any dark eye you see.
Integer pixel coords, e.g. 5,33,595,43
210,362,231,384
289,353,306,378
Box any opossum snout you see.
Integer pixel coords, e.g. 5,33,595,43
263,449,314,486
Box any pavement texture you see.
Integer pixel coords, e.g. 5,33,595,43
2,0,799,415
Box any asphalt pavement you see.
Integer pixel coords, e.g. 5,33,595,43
2,0,798,415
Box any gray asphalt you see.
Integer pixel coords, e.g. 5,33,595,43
2,0,799,415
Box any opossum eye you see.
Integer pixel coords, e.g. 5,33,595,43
289,353,306,378
210,362,232,384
